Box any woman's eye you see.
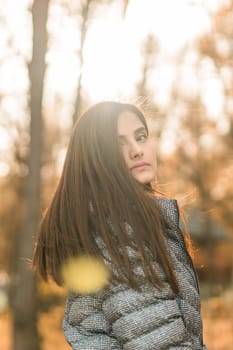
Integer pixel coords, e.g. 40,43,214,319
136,134,147,142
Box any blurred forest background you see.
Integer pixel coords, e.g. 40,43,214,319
0,0,233,349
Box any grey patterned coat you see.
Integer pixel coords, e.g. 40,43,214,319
63,198,207,349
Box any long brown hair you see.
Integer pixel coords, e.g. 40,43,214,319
32,101,178,292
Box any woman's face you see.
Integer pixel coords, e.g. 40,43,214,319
117,111,157,184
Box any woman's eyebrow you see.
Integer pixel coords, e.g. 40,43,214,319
134,126,147,135
118,126,147,139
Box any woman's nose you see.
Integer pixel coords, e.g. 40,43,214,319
129,142,143,159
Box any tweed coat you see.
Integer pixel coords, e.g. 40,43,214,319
63,198,207,349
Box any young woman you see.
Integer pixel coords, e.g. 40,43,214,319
32,101,207,349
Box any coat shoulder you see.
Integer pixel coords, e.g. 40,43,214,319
155,197,180,227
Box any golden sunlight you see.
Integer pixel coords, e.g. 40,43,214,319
61,255,110,294
46,0,216,104
0,0,227,159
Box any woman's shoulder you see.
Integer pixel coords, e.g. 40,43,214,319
154,196,180,227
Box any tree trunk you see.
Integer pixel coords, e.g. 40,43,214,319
72,0,93,124
11,1,49,349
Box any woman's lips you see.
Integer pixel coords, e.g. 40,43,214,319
130,162,150,171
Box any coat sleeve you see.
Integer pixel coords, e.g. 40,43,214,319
101,284,194,350
62,292,122,349
63,284,194,350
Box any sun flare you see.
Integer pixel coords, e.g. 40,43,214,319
61,255,110,294
45,0,214,104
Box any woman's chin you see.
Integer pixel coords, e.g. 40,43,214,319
134,174,155,185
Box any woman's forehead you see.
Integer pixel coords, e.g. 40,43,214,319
117,111,145,135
